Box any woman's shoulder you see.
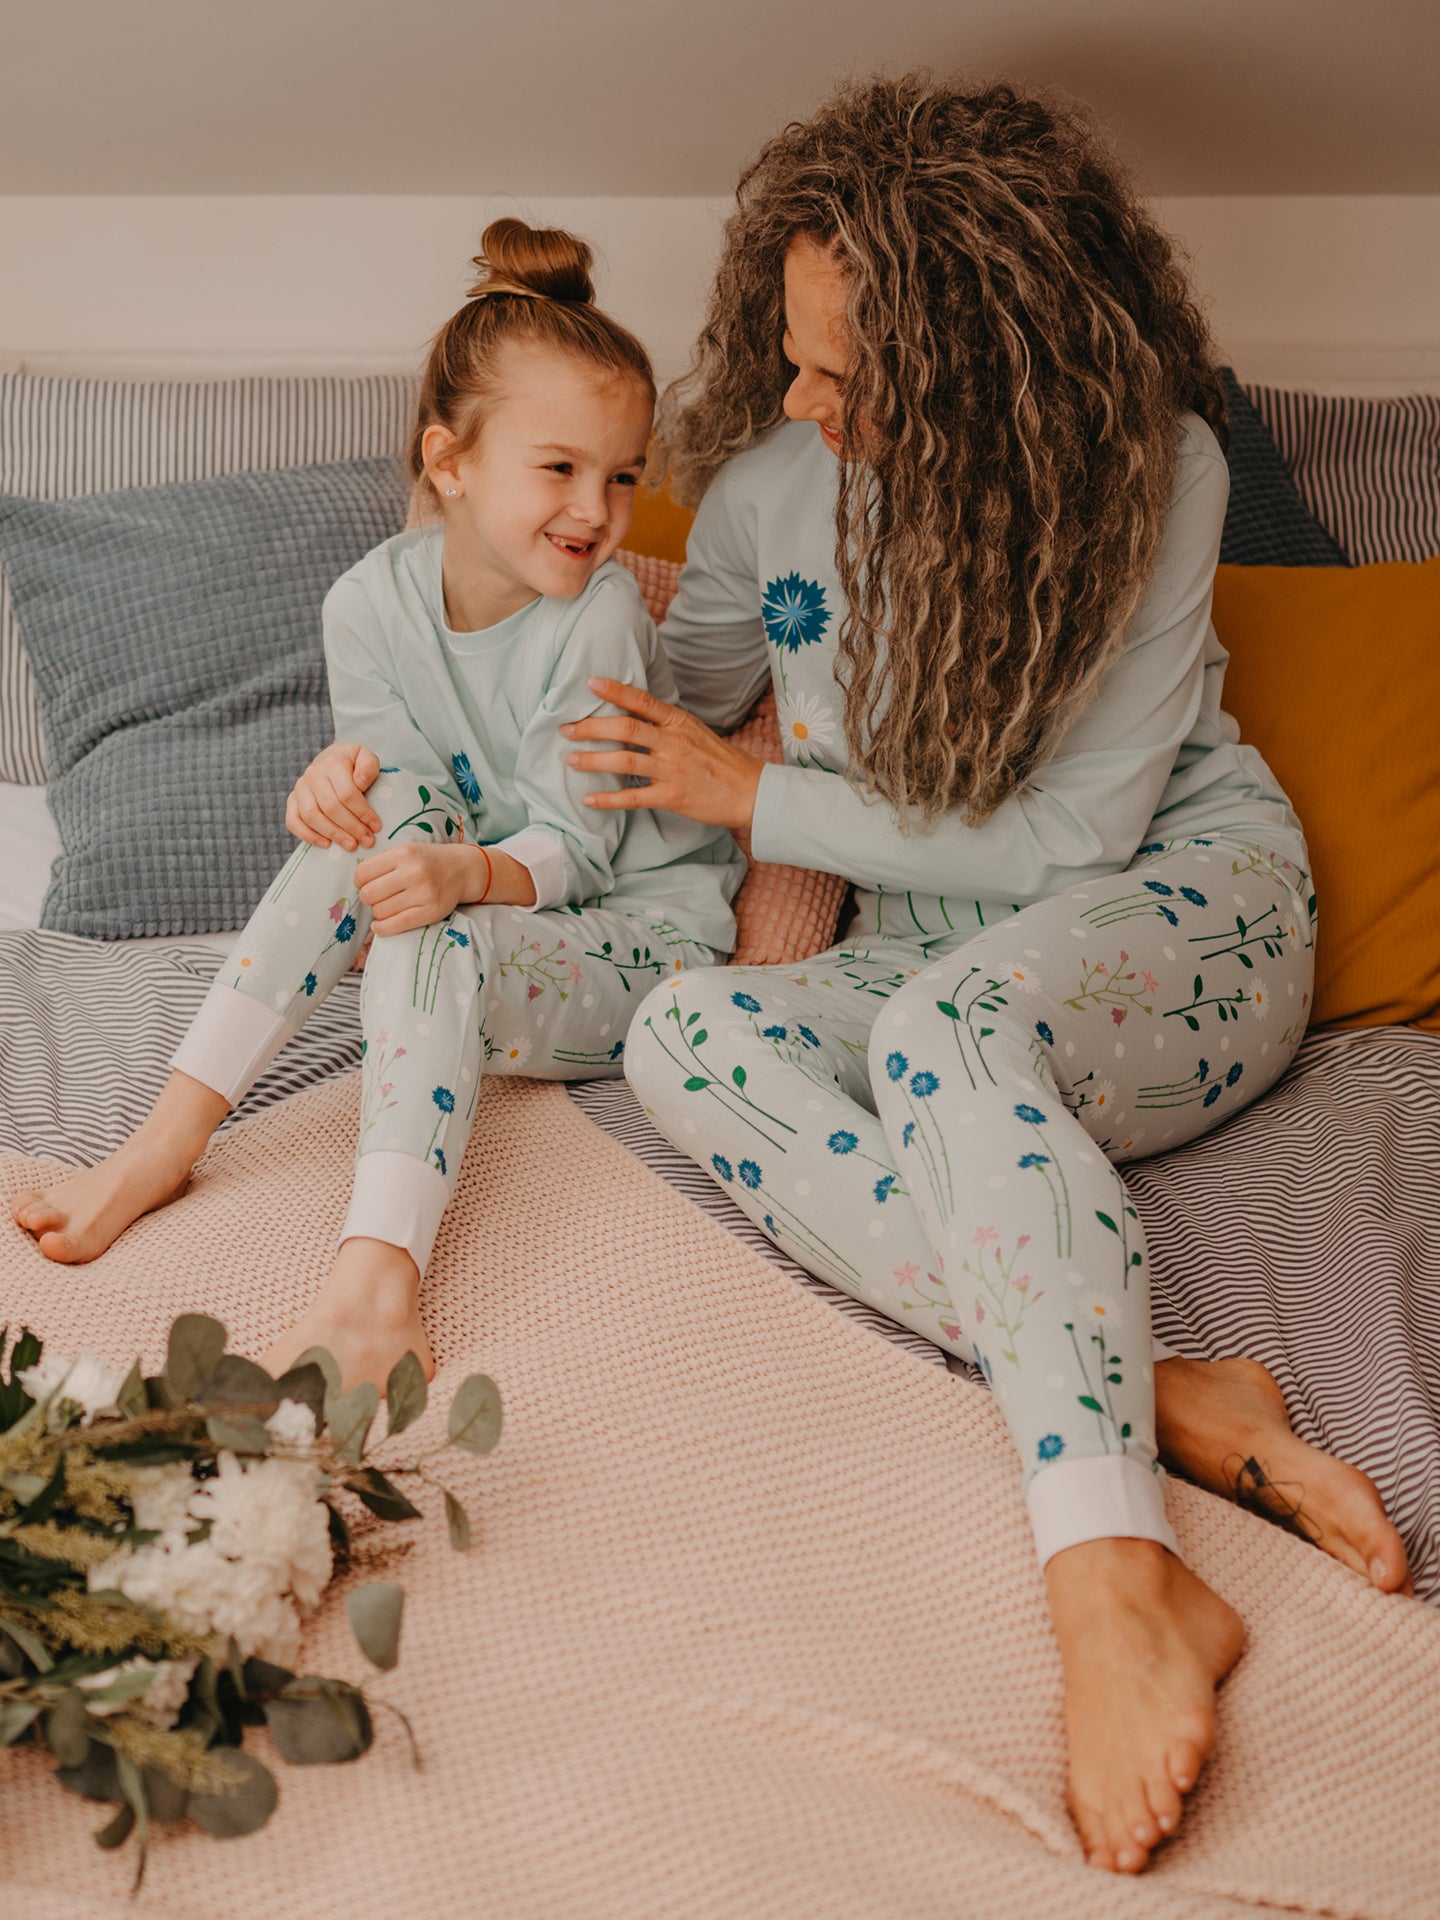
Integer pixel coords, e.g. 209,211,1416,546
705,418,830,508
1175,410,1226,472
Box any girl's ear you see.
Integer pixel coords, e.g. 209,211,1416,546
421,423,463,498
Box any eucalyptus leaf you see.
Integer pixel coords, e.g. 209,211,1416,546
385,1350,428,1436
241,1656,295,1697
0,1699,41,1745
77,1666,156,1707
0,1613,55,1673
345,1466,422,1522
205,1412,273,1455
346,1583,404,1671
94,1801,136,1849
265,1681,373,1764
188,1749,278,1838
165,1314,227,1401
444,1488,472,1552
272,1360,326,1425
115,1750,150,1886
199,1354,279,1412
56,1738,120,1802
447,1373,502,1456
294,1346,342,1399
327,1381,379,1463
46,1688,95,1769
141,1764,189,1825
116,1360,147,1420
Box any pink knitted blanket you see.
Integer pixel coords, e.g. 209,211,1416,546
2,1075,1437,1919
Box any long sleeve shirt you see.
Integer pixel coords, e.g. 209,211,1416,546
323,530,744,954
660,415,1308,946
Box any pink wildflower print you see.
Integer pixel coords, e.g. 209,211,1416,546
892,1260,921,1289
394,1047,407,1060
1016,1233,1031,1250
1095,960,1108,977
974,1301,986,1324
568,961,584,983
380,1082,394,1096
376,1029,389,1046
531,940,543,956
1118,950,1129,964
1141,970,1160,995
527,981,542,1000
556,939,566,950
1111,1006,1126,1026
972,1224,999,1249
1012,1274,1032,1292
940,1321,962,1342
328,900,346,923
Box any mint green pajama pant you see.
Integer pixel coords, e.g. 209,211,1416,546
172,770,715,1272
625,835,1314,1565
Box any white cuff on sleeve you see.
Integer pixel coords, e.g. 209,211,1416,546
487,828,568,912
171,978,294,1107
338,1150,451,1277
1025,1453,1180,1567
1151,1334,1180,1364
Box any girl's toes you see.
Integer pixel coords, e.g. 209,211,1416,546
12,1195,59,1231
1071,1800,1112,1870
1145,1769,1183,1837
1168,1738,1203,1796
36,1227,82,1263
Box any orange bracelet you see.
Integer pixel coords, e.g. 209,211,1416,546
474,843,494,903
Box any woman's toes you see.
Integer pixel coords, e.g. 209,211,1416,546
1145,1768,1183,1837
1168,1738,1203,1796
12,1194,60,1231
36,1228,82,1263
1120,1790,1162,1851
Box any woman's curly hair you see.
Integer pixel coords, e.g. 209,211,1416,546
652,75,1226,825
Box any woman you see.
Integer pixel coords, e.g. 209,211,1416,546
560,76,1411,1873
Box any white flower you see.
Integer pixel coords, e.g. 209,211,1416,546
233,945,267,977
18,1349,127,1427
500,1035,533,1068
1002,962,1042,995
264,1398,318,1448
777,693,839,760
1250,978,1270,1020
1076,1289,1123,1331
76,1656,198,1729
128,1463,197,1544
188,1452,332,1608
1089,1078,1120,1118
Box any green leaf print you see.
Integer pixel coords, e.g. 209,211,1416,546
418,785,431,804
417,820,433,833
692,1029,708,1045
936,1001,960,1019
684,1076,710,1091
1079,1395,1105,1414
1096,1211,1118,1234
732,1065,747,1089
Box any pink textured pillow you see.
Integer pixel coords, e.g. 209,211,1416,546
614,551,847,967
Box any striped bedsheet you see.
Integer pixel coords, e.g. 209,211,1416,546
3,928,1438,1599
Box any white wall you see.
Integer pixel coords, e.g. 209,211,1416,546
3,195,1439,392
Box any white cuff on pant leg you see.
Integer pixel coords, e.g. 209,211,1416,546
1026,1453,1180,1567
171,978,294,1106
338,1150,451,1278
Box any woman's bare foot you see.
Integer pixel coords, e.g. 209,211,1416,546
1047,1538,1243,1872
1155,1356,1411,1594
263,1238,435,1392
9,1076,228,1263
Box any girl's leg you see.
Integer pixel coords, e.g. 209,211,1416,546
10,770,463,1263
263,904,716,1387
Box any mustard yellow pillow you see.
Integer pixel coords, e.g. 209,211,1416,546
625,484,694,563
1212,558,1440,1031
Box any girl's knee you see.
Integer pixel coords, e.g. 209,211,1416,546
365,768,466,846
624,966,730,1100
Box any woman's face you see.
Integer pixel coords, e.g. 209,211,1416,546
781,234,851,456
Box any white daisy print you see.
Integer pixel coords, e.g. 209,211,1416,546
1250,979,1270,1020
1076,1289,1123,1331
778,693,839,761
500,1035,533,1068
1090,1077,1120,1119
1002,962,1042,995
231,945,267,982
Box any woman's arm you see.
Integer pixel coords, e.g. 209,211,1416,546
655,460,772,734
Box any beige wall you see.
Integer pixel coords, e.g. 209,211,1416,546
3,195,1439,392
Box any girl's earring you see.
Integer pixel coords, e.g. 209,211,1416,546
446,488,458,497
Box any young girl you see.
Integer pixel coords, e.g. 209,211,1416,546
10,220,744,1388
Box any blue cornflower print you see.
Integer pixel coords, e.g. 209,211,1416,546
738,1159,762,1190
828,1130,859,1155
451,751,483,807
447,928,471,948
885,1050,909,1082
1226,1062,1243,1086
609,1040,625,1061
1159,906,1179,926
1143,880,1175,897
1180,886,1208,907
874,1174,897,1203
762,1023,788,1041
764,1214,776,1235
1018,1151,1050,1169
712,1154,734,1182
1015,1103,1047,1126
1138,842,1165,856
303,972,318,997
761,573,831,652
1035,1020,1054,1046
434,1147,447,1176
910,1070,940,1099
1203,1083,1223,1107
335,913,357,944
432,1086,456,1114
732,991,762,1013
796,1025,821,1049
902,1121,915,1147
1197,1058,1210,1080
1037,1433,1066,1462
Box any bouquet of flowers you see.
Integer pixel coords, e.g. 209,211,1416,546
0,1315,501,1886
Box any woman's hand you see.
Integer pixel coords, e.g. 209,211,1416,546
355,843,535,936
287,742,382,852
560,679,764,835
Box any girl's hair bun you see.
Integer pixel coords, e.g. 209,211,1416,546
467,218,595,304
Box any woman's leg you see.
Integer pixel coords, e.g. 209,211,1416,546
262,904,716,1387
868,836,1405,1867
10,769,463,1263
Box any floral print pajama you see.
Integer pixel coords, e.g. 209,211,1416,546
172,769,716,1273
627,834,1315,1562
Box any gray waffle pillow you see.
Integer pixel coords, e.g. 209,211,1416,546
0,458,409,938
1217,369,1348,567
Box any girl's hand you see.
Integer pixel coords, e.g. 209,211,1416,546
287,742,383,852
560,679,764,835
355,844,535,936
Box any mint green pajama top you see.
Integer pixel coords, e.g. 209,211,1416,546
323,530,744,954
660,414,1308,946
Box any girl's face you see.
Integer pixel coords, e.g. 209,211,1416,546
781,233,852,455
425,343,652,625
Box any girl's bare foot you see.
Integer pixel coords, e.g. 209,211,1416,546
1047,1537,1243,1872
1155,1356,1411,1594
8,1079,226,1262
263,1238,435,1392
